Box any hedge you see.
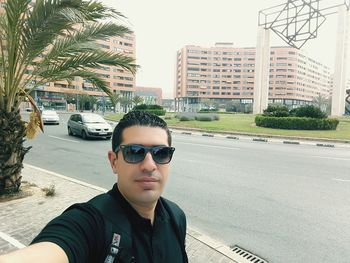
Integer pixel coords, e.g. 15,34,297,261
176,113,219,122
255,115,339,130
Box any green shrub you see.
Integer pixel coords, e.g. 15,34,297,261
179,115,194,121
195,115,213,121
131,104,166,116
132,104,148,110
255,115,339,130
263,104,289,117
199,109,218,112
292,105,327,119
212,114,220,121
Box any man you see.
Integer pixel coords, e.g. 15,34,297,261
0,111,188,263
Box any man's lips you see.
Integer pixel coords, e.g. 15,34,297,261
135,177,159,183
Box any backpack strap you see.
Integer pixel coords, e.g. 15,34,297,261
89,193,135,263
161,197,189,263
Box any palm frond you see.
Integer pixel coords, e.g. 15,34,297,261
79,0,127,21
40,22,132,66
33,49,136,83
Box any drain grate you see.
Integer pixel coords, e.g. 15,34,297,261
230,245,268,263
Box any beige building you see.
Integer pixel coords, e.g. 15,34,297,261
135,86,163,105
175,43,331,112
33,35,136,110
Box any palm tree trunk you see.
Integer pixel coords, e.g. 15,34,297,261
0,109,31,195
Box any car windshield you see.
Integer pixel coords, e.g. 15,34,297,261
82,115,105,123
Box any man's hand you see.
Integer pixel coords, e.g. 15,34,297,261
0,242,68,263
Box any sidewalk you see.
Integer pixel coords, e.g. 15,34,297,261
0,164,242,263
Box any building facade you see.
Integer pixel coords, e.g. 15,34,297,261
175,43,331,112
33,35,136,110
135,86,163,105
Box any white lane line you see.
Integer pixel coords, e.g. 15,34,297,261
333,178,350,182
311,156,350,161
0,231,26,248
178,141,240,150
48,135,79,143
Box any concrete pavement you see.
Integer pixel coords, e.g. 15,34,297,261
0,164,249,263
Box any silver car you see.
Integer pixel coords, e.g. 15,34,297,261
41,110,60,125
67,113,113,140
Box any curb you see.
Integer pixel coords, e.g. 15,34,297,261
168,126,350,145
170,128,350,149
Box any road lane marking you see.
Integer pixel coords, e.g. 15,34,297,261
333,178,350,182
48,135,79,143
0,231,26,248
178,141,240,150
311,156,350,161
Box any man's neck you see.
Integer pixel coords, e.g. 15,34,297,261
130,202,157,225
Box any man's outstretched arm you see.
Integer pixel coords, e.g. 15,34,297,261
0,242,68,263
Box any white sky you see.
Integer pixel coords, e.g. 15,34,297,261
101,0,344,99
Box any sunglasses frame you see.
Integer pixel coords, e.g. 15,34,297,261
115,144,175,164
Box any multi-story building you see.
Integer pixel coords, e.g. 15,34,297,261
33,35,136,110
175,43,331,112
135,86,163,105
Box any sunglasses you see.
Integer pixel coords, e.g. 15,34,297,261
115,144,175,164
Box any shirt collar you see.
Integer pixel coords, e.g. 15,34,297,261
108,183,169,227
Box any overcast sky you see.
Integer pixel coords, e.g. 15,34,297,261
101,0,345,98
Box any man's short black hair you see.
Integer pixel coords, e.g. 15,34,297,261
112,111,172,151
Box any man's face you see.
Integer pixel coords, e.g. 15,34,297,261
108,125,171,208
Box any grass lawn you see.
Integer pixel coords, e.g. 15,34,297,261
105,113,350,141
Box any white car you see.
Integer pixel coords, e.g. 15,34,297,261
67,113,113,139
41,110,60,125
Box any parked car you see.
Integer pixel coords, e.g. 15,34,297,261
67,113,113,139
38,105,45,112
41,110,60,125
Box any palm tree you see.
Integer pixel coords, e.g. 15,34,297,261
0,0,137,195
132,95,144,106
110,92,121,113
120,96,132,113
312,94,329,113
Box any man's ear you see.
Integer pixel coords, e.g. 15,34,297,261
108,151,118,174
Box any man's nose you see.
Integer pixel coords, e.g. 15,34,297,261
140,152,157,172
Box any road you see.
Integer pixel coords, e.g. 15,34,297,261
22,112,350,263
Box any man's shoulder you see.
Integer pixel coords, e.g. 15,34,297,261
160,197,186,218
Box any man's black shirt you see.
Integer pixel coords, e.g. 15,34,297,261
32,184,186,263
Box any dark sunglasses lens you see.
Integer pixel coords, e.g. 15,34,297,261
124,145,145,163
152,147,173,164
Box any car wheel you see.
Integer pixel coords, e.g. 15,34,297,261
68,127,73,136
82,130,88,140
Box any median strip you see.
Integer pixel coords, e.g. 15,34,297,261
253,138,268,142
316,143,335,148
283,141,300,145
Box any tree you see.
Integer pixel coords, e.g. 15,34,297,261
89,95,98,112
110,92,121,113
312,94,329,114
132,95,144,106
0,0,137,195
120,97,132,113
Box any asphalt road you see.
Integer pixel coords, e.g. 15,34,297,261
22,112,350,263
